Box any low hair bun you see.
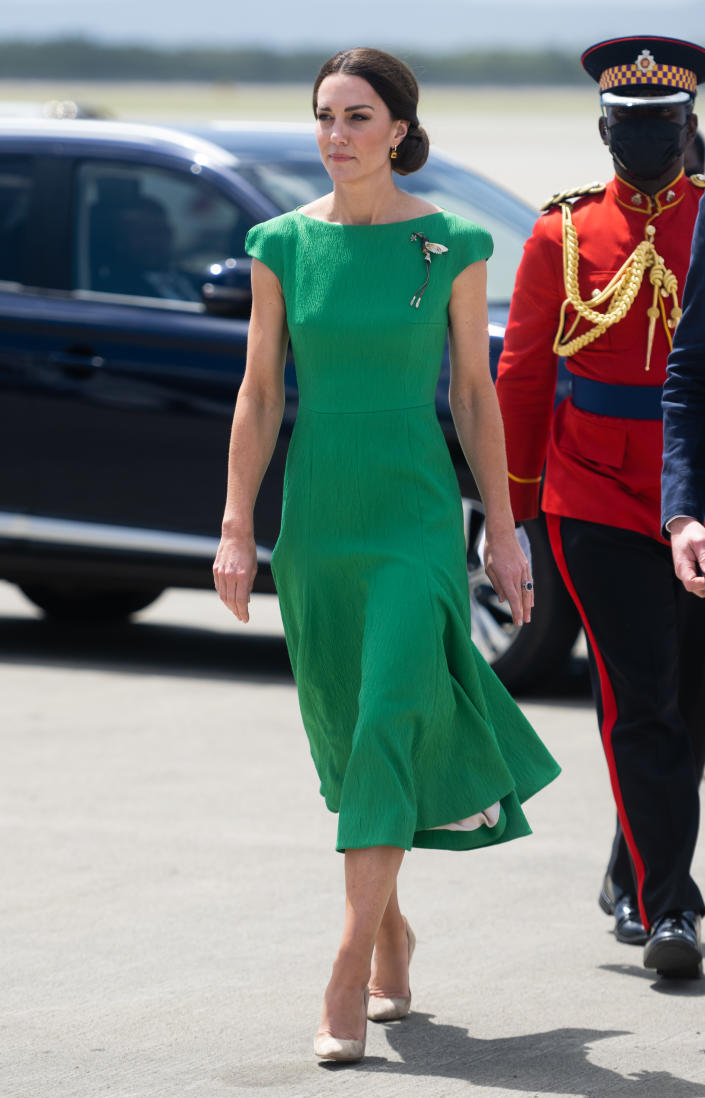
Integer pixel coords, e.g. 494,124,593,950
393,122,429,175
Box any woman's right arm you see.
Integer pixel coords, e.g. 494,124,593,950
213,257,289,622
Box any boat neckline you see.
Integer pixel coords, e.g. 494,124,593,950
292,208,446,227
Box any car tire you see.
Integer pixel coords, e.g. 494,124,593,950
464,501,581,693
19,583,164,622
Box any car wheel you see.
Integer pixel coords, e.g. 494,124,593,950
463,500,581,693
19,583,164,622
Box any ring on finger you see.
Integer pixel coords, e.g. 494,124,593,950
521,580,534,591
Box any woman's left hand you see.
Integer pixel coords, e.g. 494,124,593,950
483,525,534,627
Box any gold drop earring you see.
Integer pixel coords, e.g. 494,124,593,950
390,145,398,159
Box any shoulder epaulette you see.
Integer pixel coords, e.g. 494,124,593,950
689,173,705,189
540,181,606,212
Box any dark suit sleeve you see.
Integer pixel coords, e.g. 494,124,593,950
661,197,705,532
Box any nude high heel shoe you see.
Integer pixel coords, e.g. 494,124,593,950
314,988,369,1062
367,917,416,1022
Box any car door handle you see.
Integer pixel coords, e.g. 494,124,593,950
48,350,107,376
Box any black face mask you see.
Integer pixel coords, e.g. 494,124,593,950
607,116,688,181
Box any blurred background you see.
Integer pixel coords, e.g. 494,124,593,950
1,1,703,685
3,14,705,1098
1,0,703,206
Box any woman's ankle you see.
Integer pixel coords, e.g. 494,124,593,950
329,947,371,991
375,911,407,944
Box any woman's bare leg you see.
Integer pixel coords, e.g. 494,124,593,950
318,845,404,1040
368,881,411,999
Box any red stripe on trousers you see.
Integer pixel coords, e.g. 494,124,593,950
545,513,650,930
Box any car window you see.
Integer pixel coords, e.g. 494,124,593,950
0,155,34,284
236,155,536,306
232,158,327,217
401,159,536,307
238,159,328,212
73,160,254,303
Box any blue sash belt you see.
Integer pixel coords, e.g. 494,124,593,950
570,375,663,420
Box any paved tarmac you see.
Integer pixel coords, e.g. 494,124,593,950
1,581,704,1098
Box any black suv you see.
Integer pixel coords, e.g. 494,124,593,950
0,119,578,690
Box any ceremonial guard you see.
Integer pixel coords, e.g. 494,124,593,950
496,36,705,976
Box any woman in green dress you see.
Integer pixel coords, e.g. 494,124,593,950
213,47,559,1063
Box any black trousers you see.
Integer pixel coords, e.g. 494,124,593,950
546,515,705,929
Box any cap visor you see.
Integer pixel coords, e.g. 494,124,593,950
600,90,693,107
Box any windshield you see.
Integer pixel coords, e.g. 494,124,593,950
235,153,536,306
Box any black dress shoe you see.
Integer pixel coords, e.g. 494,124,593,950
643,911,703,977
599,874,648,945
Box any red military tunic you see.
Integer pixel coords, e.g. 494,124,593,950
496,169,704,543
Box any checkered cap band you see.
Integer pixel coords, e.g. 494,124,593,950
600,63,697,93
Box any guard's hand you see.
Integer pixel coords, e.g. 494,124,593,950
669,518,705,598
484,525,534,627
213,531,258,622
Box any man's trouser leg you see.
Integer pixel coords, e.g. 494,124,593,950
546,515,704,929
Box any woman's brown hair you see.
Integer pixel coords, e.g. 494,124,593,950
312,47,430,175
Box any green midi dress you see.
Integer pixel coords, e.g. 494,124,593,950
245,209,560,853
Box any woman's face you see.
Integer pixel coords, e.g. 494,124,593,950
314,73,408,183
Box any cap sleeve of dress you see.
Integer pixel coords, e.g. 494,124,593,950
245,218,286,282
445,216,494,280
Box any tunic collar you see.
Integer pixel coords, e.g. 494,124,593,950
614,169,687,216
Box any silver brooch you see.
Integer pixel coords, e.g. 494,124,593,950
409,232,448,308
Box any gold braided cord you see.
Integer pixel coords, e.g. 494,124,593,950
508,471,542,484
540,181,605,212
553,203,681,370
645,256,681,366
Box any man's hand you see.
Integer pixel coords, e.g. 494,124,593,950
668,516,705,597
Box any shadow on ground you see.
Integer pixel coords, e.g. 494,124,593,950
314,1015,705,1095
0,611,591,694
600,963,705,995
0,614,293,683
0,610,592,693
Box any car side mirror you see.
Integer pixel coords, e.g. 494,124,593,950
201,258,252,318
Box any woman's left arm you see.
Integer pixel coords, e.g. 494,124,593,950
448,259,533,626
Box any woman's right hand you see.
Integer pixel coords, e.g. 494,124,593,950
213,530,258,622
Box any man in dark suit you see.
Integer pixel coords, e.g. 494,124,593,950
663,200,705,597
496,35,705,976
